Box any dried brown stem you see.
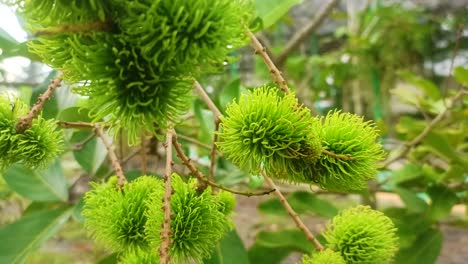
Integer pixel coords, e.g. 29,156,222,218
57,121,96,129
141,135,148,175
276,0,339,68
383,88,467,167
95,125,127,186
159,129,174,264
322,149,354,161
209,120,220,183
261,170,325,251
193,81,222,121
172,133,274,197
16,77,62,133
245,28,290,94
34,20,111,37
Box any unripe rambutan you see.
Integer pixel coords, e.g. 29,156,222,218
118,248,160,264
313,111,385,192
323,206,398,264
217,86,321,181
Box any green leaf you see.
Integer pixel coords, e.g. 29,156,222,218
97,253,118,264
444,164,465,181
427,185,458,221
390,163,425,187
204,230,250,264
71,131,107,175
248,174,264,189
394,228,443,264
255,229,313,253
57,107,92,122
399,71,441,100
0,205,72,264
248,244,290,264
220,78,241,112
424,132,466,165
384,207,432,248
0,28,18,50
254,0,302,28
454,66,468,85
395,187,428,214
3,160,69,202
194,99,214,144
259,191,338,218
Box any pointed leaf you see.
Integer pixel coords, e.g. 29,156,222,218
395,187,428,214
71,131,107,175
204,230,249,264
3,160,68,202
254,0,302,28
394,228,443,264
427,185,458,221
0,205,72,264
454,66,468,85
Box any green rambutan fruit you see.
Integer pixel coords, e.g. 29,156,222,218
302,249,345,264
10,115,64,169
323,205,398,264
145,173,232,263
0,95,28,168
83,176,164,252
216,190,236,216
217,86,321,180
115,0,251,74
118,248,160,264
313,111,385,192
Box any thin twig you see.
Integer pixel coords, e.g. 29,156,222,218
103,148,142,179
172,133,274,197
16,77,62,133
245,27,290,94
276,0,339,68
34,20,110,37
141,134,148,175
177,134,213,150
159,128,174,264
57,121,96,129
95,125,127,186
209,121,220,183
322,149,354,161
261,170,325,251
382,88,467,167
73,132,96,151
193,81,222,120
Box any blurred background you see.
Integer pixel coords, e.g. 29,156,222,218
0,0,467,263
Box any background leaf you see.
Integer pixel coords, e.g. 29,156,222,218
204,230,250,264
0,205,72,264
254,0,302,28
3,160,69,202
394,228,443,264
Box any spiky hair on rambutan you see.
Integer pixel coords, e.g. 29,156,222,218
118,248,160,264
323,205,398,264
313,111,385,192
217,86,322,182
145,173,233,263
82,176,164,252
302,248,345,264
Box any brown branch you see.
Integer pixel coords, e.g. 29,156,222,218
141,135,148,175
245,27,290,94
209,120,220,183
72,132,96,151
34,20,111,37
261,170,325,251
322,149,354,161
382,88,467,167
276,0,339,68
103,148,142,179
95,125,127,186
193,81,222,121
16,77,62,133
172,133,274,197
159,129,174,264
57,121,96,129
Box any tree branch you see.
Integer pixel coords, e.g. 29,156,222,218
382,88,467,167
159,128,174,264
276,0,340,68
193,81,222,121
16,77,62,133
94,125,127,186
57,121,96,129
172,133,274,197
261,170,325,251
245,27,290,94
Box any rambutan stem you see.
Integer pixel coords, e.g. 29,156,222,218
95,125,127,187
322,149,354,160
261,170,325,251
245,27,290,94
160,128,174,264
16,77,62,133
172,132,275,197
